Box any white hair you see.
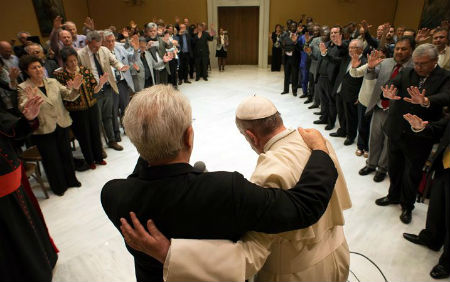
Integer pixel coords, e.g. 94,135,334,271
146,22,157,30
412,43,439,60
24,43,43,54
350,39,364,49
123,85,192,163
102,29,115,40
86,31,102,42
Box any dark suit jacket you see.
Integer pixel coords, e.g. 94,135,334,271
315,41,348,85
280,32,301,62
193,32,213,58
178,32,193,58
333,55,367,103
384,66,450,144
43,59,59,78
101,151,337,282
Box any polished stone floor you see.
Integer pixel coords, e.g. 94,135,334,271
33,66,447,282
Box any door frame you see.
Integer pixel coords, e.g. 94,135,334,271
207,0,270,68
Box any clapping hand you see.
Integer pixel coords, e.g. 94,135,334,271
381,84,401,100
21,95,44,120
360,20,372,34
8,67,20,82
404,86,426,104
163,52,173,63
319,42,327,55
120,65,130,72
403,113,428,131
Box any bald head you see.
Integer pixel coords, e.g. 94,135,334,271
64,21,78,38
59,30,73,46
0,41,13,59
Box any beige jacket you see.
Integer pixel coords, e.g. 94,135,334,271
18,78,79,135
77,45,124,94
163,129,352,282
439,45,450,71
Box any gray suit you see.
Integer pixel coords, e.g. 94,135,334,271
364,58,413,173
131,50,156,92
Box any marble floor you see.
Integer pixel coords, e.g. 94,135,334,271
33,65,447,282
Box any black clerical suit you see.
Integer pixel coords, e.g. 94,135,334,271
384,66,450,211
193,32,213,80
101,150,338,282
415,117,450,272
178,32,193,82
315,41,348,127
281,32,301,95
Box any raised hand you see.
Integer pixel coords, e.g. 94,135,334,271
53,16,63,30
416,28,431,42
21,95,44,120
24,86,38,99
120,212,170,263
404,86,426,104
382,22,391,36
367,50,383,68
360,20,372,34
121,28,130,39
403,113,428,131
351,52,361,68
130,20,137,29
130,34,139,50
84,17,95,31
163,52,173,63
98,73,109,86
319,42,327,55
381,84,400,100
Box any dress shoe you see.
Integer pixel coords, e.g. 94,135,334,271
75,161,90,172
293,92,297,97
95,160,107,166
359,166,376,175
304,98,313,104
363,151,369,158
68,180,82,188
184,80,191,84
313,119,327,125
195,77,200,81
430,264,450,279
400,209,412,224
108,142,123,151
178,80,183,85
373,171,386,182
403,233,441,251
330,131,346,138
325,124,334,130
281,91,289,95
116,135,122,142
375,196,400,206
313,111,322,115
299,93,308,98
102,149,108,159
203,77,208,81
344,138,354,146
355,149,363,156
308,104,319,109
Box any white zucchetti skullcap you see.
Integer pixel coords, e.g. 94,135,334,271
235,95,278,120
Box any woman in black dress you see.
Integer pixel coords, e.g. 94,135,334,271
271,24,283,71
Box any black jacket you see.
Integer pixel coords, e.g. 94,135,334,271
101,151,338,282
315,41,348,85
178,32,193,58
193,32,214,57
333,55,367,103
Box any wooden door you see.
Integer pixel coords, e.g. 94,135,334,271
218,6,259,65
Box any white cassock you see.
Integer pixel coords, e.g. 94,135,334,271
163,129,352,281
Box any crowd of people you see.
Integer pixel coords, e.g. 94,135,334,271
271,15,450,279
1,11,450,282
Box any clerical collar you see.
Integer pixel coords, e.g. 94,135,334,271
263,128,296,153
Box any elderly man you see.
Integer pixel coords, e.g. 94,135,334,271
131,37,156,91
102,30,139,141
377,43,450,224
177,23,193,85
25,43,59,78
145,22,172,84
50,16,74,66
63,21,87,49
14,31,31,58
101,85,340,282
78,31,129,151
120,95,352,282
433,27,450,71
359,37,414,183
0,41,19,71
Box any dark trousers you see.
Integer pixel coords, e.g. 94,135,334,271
144,76,153,88
70,105,103,165
299,66,309,95
343,98,358,140
168,59,178,87
195,56,208,79
154,69,168,85
387,138,433,211
357,104,371,151
113,80,131,139
179,52,191,81
283,55,299,94
32,126,77,195
316,76,336,125
189,56,195,79
335,92,346,134
308,72,315,99
419,168,450,270
96,85,115,143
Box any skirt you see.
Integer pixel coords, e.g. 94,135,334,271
216,47,227,58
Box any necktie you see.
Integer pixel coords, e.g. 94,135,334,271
418,77,426,90
443,145,450,169
381,64,402,109
93,53,104,77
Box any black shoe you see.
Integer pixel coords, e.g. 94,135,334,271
203,77,208,81
281,91,289,95
304,98,313,104
344,138,354,146
313,111,322,115
116,135,122,142
308,104,319,109
359,166,376,175
373,171,386,182
325,124,334,130
375,196,400,206
184,80,191,84
178,80,183,85
293,92,297,97
330,131,346,137
299,93,308,98
313,119,327,125
430,264,450,279
195,77,200,81
400,209,412,224
68,180,82,188
402,233,430,248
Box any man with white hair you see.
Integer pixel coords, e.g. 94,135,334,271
378,43,450,224
120,95,352,281
101,85,341,282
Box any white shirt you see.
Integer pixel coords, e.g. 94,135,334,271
1,55,19,71
87,48,100,83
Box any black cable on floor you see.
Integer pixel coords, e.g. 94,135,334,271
349,269,361,282
350,251,388,282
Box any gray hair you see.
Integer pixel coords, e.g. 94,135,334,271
146,22,157,30
16,31,31,39
86,31,102,42
123,85,192,163
235,112,283,137
350,39,364,49
102,29,115,40
24,43,43,54
139,36,147,43
412,43,439,60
